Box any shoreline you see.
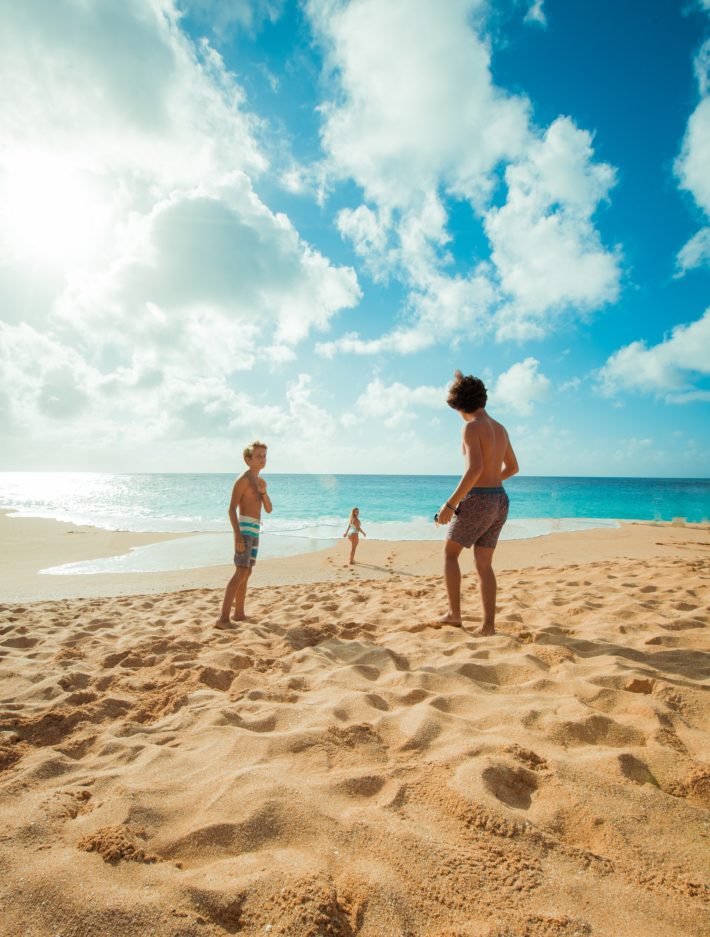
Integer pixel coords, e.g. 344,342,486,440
1,509,708,602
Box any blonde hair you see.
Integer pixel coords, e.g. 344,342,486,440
243,440,268,463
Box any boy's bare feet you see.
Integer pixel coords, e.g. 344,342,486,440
215,618,235,629
438,613,463,626
476,625,496,636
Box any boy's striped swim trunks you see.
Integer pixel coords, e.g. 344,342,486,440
234,515,260,568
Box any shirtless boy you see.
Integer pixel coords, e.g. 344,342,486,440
436,371,519,635
217,440,273,628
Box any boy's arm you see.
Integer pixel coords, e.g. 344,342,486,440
501,437,519,481
257,477,273,514
228,477,248,549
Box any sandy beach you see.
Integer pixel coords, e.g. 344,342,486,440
1,515,709,936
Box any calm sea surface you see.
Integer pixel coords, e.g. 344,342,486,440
1,473,707,574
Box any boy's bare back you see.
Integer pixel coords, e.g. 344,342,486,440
464,413,514,488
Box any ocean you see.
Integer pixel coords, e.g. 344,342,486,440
1,473,708,576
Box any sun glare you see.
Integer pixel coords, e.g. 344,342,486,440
1,153,110,268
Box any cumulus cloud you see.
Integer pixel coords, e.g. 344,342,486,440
307,0,619,353
317,266,495,356
0,0,361,462
57,180,359,357
598,308,710,401
342,363,550,431
677,94,710,216
0,321,288,443
285,373,337,438
308,0,529,210
675,32,710,273
342,377,447,427
492,358,550,415
485,118,619,340
0,0,265,190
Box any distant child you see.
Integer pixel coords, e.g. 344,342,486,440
342,506,366,565
217,440,272,628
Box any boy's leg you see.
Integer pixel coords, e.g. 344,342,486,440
217,567,250,625
440,539,464,624
473,544,497,635
233,566,252,620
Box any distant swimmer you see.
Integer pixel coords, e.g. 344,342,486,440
343,506,366,565
435,371,519,635
217,440,272,628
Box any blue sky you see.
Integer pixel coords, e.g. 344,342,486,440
0,0,708,476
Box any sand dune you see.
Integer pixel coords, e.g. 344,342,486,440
1,553,709,936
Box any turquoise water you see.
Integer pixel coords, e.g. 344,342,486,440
1,473,707,575
0,473,707,533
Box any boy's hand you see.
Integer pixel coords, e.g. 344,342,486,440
257,478,267,494
234,533,245,552
437,503,454,525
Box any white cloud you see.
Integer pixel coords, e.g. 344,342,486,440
309,0,530,210
677,95,710,216
524,1,546,27
675,226,710,275
285,373,337,438
0,0,265,193
336,205,393,280
57,181,360,355
342,377,446,427
598,308,710,401
317,265,495,357
177,0,284,37
0,321,287,442
492,358,550,415
675,34,710,273
306,0,619,354
0,0,362,462
560,376,581,393
665,389,710,404
485,118,619,340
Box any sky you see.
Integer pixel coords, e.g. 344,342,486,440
0,0,708,477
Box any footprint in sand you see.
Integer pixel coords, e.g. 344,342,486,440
2,635,39,648
482,762,539,809
617,753,659,787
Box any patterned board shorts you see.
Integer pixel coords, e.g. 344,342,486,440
234,516,260,568
447,487,509,550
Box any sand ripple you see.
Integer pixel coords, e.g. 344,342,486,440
0,555,709,936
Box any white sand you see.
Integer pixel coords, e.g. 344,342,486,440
0,515,708,935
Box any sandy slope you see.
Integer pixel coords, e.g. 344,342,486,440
0,554,709,936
